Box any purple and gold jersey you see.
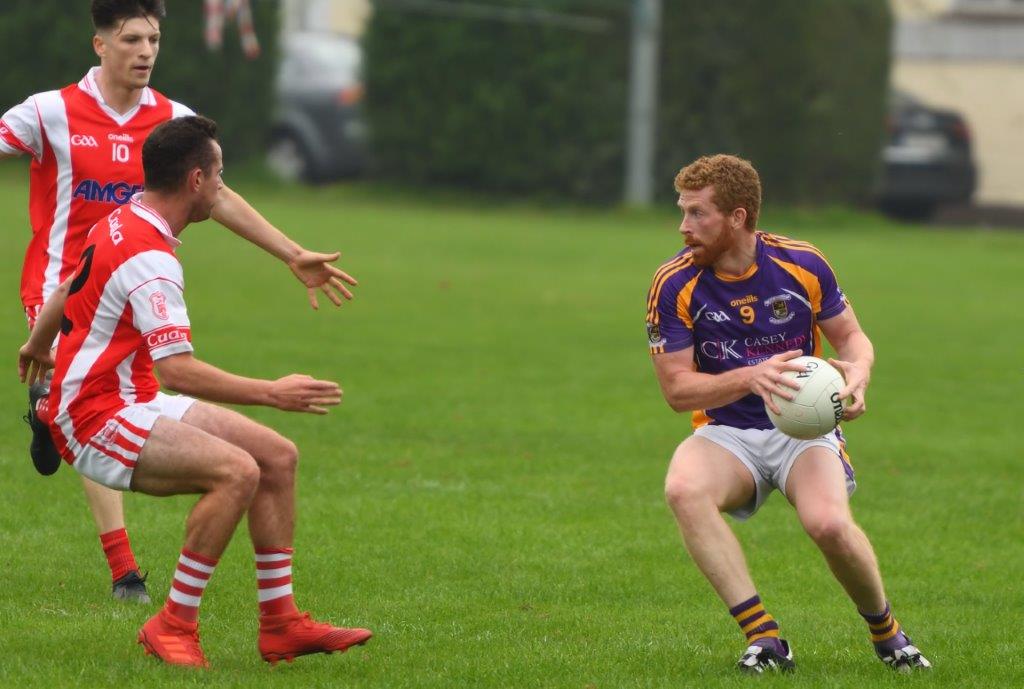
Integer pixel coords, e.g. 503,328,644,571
646,232,849,430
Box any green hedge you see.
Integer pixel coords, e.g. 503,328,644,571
364,1,629,200
364,0,891,204
657,0,892,204
0,1,278,161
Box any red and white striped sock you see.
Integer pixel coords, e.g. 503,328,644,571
255,547,298,616
165,549,218,623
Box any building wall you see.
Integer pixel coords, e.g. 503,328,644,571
891,0,1024,204
891,61,1024,204
281,0,372,37
891,0,952,18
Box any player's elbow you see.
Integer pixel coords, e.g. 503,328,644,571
154,354,193,393
156,368,185,394
667,399,696,414
667,401,688,414
659,376,699,413
663,390,697,414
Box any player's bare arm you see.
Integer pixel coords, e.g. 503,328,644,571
652,346,806,415
819,306,875,421
154,352,341,414
210,185,358,309
17,277,72,384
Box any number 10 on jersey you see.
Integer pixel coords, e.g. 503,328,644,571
111,143,130,163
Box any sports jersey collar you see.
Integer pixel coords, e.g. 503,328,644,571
712,233,763,282
78,67,157,126
129,193,181,247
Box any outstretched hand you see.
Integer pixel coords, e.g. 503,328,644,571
287,250,358,310
18,341,53,386
268,374,342,414
828,358,870,420
748,350,807,415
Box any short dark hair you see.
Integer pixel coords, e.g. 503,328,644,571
143,116,219,192
91,0,166,31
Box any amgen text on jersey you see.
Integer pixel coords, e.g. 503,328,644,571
72,179,145,204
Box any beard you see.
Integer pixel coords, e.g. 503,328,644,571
687,226,735,267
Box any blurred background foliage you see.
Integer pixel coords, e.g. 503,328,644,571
364,0,630,201
1,0,890,205
365,0,891,204
0,0,278,162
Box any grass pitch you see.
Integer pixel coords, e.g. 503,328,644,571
0,163,1020,688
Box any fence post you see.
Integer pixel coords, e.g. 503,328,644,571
624,0,661,206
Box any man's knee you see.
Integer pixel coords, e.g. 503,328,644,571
216,448,261,502
259,435,299,485
665,474,715,517
803,510,856,551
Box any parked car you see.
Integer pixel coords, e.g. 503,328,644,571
267,32,368,183
876,91,976,219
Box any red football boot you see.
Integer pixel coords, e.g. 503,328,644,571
137,609,209,668
258,611,372,664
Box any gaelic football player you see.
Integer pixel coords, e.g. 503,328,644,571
0,0,355,602
647,155,930,673
18,115,371,667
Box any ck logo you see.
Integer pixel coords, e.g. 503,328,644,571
705,310,731,323
71,134,99,147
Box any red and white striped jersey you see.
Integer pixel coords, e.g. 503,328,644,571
49,195,193,463
0,67,193,309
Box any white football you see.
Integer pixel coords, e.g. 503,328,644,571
765,356,847,439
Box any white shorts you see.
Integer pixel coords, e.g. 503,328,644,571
693,425,856,521
70,392,196,491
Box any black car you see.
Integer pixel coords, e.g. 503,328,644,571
266,33,368,183
876,91,976,219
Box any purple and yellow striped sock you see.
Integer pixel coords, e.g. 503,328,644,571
860,602,908,652
730,594,781,647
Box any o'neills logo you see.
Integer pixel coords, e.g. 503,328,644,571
145,325,190,349
108,132,135,143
